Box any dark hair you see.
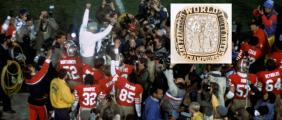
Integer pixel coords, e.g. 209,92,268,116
58,69,68,79
250,19,261,26
248,36,259,46
84,74,94,85
265,59,276,71
150,87,162,95
94,58,105,69
19,9,28,16
55,31,66,40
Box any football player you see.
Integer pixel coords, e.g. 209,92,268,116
237,36,262,64
256,59,282,119
82,57,105,84
114,72,143,119
74,74,105,120
57,40,83,88
269,43,282,68
226,58,258,120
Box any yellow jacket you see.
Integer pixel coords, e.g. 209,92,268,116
50,78,75,108
192,112,204,120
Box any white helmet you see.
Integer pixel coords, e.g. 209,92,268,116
64,40,78,57
237,58,250,73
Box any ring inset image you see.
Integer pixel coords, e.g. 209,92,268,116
172,4,232,64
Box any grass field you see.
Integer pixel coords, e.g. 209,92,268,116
0,0,281,32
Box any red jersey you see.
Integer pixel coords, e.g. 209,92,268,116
253,28,266,49
115,77,143,106
238,43,262,61
229,73,257,99
257,69,282,94
116,64,134,78
57,55,83,83
82,64,105,83
98,76,116,95
74,85,104,108
270,51,282,68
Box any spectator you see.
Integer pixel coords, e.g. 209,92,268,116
0,34,15,114
50,69,75,120
161,67,186,119
189,102,203,120
138,0,168,28
79,3,116,67
25,50,52,120
135,58,150,100
207,64,227,107
50,31,66,67
142,87,163,120
34,10,58,53
253,0,278,48
15,9,30,43
154,36,167,56
253,92,275,120
96,0,116,24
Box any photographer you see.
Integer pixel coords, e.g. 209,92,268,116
34,10,58,53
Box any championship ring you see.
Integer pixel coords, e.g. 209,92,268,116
171,4,232,63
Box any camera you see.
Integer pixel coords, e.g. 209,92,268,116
154,52,170,69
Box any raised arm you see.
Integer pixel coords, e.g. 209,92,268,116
80,3,91,31
95,14,117,40
163,69,178,95
95,24,113,40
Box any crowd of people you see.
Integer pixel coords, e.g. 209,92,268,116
0,0,281,120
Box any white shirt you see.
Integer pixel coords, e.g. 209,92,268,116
79,9,113,57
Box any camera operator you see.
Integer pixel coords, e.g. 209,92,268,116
34,10,59,53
